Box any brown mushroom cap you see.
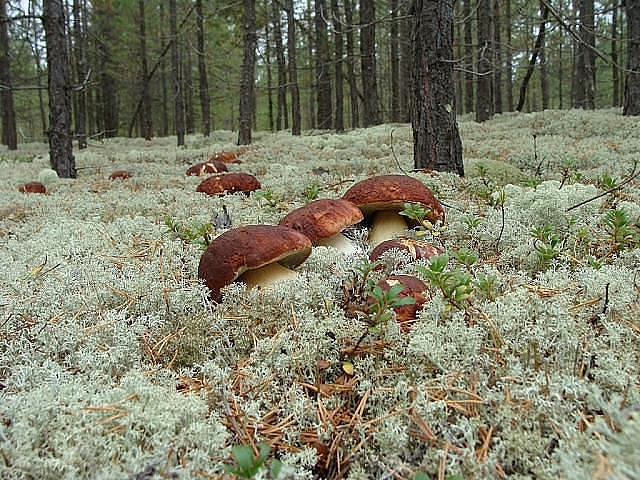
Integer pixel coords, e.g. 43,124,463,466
211,151,242,164
342,174,445,224
186,160,228,176
198,224,312,300
369,238,443,269
196,172,261,196
278,198,364,244
18,181,47,194
368,274,429,331
109,170,131,180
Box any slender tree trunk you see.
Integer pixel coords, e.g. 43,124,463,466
160,4,169,136
43,0,76,178
574,0,595,108
390,0,400,122
331,0,344,131
504,0,513,110
476,0,493,122
399,1,411,121
272,2,288,130
360,0,380,126
0,0,17,150
138,0,152,140
196,0,210,136
238,0,256,144
344,0,359,127
624,0,640,115
286,0,301,135
265,20,274,132
410,0,463,176
184,48,195,134
612,1,619,107
516,2,549,111
315,0,332,129
72,0,87,148
170,0,184,145
493,0,503,114
539,0,549,110
463,0,474,114
96,2,118,137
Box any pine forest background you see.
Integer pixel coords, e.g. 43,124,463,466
0,0,635,146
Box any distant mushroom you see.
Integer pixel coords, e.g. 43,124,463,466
369,238,443,270
211,151,242,164
368,275,429,332
196,172,260,196
278,198,364,254
109,170,131,180
186,160,228,176
342,175,444,245
198,224,312,301
18,181,46,194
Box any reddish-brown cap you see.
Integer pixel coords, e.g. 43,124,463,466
198,224,312,300
368,274,429,331
109,170,131,180
186,160,228,176
211,151,242,164
18,181,46,194
342,174,444,224
278,198,363,244
369,238,443,268
196,172,260,196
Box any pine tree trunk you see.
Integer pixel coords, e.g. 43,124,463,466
624,0,640,115
331,0,344,131
410,0,463,176
315,0,332,129
360,0,380,126
390,0,400,122
196,0,211,136
72,0,87,148
138,0,152,140
463,0,474,114
286,0,301,135
43,0,76,178
272,2,288,130
476,0,493,122
0,0,17,150
493,0,503,114
238,0,256,144
170,0,184,145
344,0,359,128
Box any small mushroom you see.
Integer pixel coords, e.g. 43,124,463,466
18,181,47,194
342,175,444,245
369,238,443,270
186,160,228,176
368,274,429,331
278,198,364,254
198,224,312,301
109,170,131,180
196,172,260,196
211,151,242,164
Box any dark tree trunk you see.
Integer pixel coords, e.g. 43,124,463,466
493,0,503,114
612,1,620,107
344,0,359,127
315,0,332,129
96,2,118,137
286,0,301,135
504,0,513,111
476,0,493,122
516,2,549,112
410,0,463,176
539,0,549,110
184,48,195,135
272,2,288,130
160,3,169,136
196,0,210,136
238,0,256,144
360,0,380,126
390,0,400,122
331,0,344,131
43,0,76,178
138,0,152,140
265,20,274,132
574,0,595,108
0,0,17,150
463,0,474,114
170,0,184,145
399,1,411,122
624,0,640,115
72,0,87,148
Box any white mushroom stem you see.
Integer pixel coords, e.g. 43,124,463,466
316,232,360,255
368,211,410,245
239,262,298,291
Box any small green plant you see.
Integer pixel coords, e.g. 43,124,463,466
365,282,415,336
596,172,618,190
163,216,213,249
602,207,639,252
450,247,478,272
304,181,321,202
417,254,473,310
255,188,283,208
530,223,563,269
461,214,483,230
399,202,441,236
222,442,282,479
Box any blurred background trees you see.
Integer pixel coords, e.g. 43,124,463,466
0,0,637,149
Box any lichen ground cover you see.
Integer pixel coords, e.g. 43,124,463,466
1,109,639,479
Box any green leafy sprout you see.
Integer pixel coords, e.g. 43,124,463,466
222,442,282,479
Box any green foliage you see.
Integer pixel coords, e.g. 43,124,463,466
417,254,473,309
530,223,563,269
304,181,321,202
366,282,415,335
163,216,213,249
602,207,640,252
222,442,282,479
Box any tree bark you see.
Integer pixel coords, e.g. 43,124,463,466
315,0,332,129
476,0,493,122
72,0,87,148
463,0,474,114
286,0,301,135
331,0,344,131
238,0,256,145
410,0,464,176
493,0,503,114
170,0,184,145
196,0,211,137
574,0,595,108
95,1,118,137
138,0,152,140
515,3,549,112
344,0,359,128
624,0,640,115
390,0,400,122
43,0,76,178
360,0,380,126
271,2,288,131
0,0,17,150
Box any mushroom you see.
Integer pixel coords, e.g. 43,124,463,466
278,198,364,254
342,175,444,245
109,170,131,180
198,224,312,301
18,181,47,194
369,238,443,270
186,160,228,176
211,151,242,164
367,274,429,332
196,172,260,196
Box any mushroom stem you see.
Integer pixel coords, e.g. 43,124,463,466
368,211,409,245
316,232,360,255
238,262,298,291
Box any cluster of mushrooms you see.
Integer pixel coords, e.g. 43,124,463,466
192,152,446,330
